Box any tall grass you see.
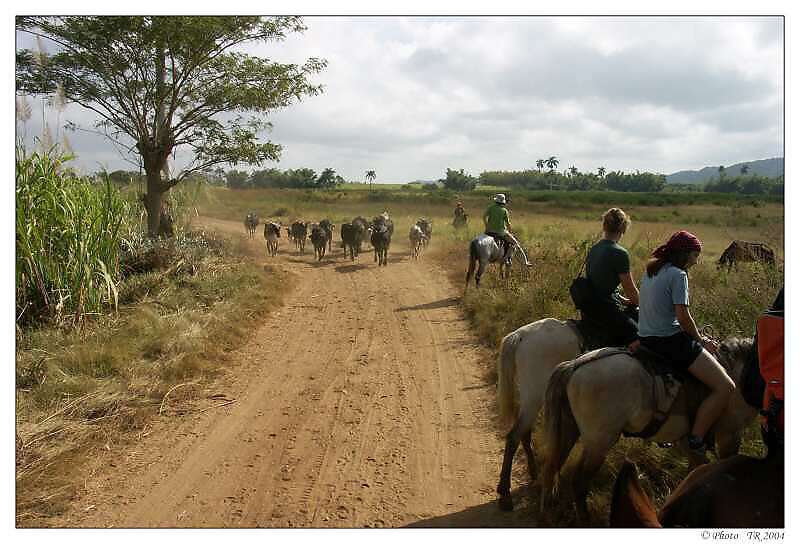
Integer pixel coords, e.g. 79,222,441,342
16,147,129,327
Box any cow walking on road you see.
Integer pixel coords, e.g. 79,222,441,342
352,216,369,251
371,214,393,266
319,219,336,253
290,221,308,254
264,221,281,257
341,223,362,261
409,224,426,260
416,217,433,248
244,212,259,239
310,223,328,261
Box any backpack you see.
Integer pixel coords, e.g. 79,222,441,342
758,310,784,435
569,253,593,311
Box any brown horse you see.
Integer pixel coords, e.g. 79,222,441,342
610,456,783,528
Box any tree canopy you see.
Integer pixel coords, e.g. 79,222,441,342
16,16,326,235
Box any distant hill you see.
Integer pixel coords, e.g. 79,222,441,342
666,157,783,184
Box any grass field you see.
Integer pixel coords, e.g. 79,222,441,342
197,185,783,525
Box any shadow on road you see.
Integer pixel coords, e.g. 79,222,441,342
395,297,460,312
403,485,539,528
335,263,369,274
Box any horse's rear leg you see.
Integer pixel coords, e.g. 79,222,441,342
572,436,617,526
497,422,522,511
465,258,476,288
522,429,536,481
475,260,487,287
497,405,538,511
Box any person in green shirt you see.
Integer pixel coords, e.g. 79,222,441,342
582,208,640,349
483,193,514,264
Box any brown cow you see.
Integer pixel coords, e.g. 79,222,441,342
718,241,776,269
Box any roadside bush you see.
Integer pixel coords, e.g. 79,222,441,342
16,148,129,327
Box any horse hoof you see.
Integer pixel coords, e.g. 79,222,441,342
498,495,514,511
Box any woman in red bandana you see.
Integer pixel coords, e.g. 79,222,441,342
637,230,735,458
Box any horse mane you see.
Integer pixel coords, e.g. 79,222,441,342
718,336,755,382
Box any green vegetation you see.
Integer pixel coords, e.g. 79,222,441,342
478,167,666,192
16,147,128,327
17,16,325,235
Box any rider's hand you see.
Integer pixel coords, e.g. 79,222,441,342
701,336,720,356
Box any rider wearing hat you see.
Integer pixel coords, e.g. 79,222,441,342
637,230,735,458
483,194,514,264
454,199,466,220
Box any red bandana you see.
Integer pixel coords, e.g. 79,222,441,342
652,230,702,259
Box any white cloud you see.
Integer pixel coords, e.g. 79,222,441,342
16,16,784,181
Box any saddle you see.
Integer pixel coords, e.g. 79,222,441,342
623,346,688,439
569,342,689,440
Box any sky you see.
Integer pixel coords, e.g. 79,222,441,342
15,15,784,183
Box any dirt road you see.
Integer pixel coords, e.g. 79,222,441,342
54,218,536,528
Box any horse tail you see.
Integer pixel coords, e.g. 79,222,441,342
465,239,479,285
497,330,522,429
542,359,580,488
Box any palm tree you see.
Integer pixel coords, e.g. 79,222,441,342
365,170,376,189
597,166,606,178
568,165,579,177
545,156,559,172
536,159,545,172
740,164,750,176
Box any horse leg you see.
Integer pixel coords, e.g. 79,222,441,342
497,419,523,511
475,260,487,288
571,435,616,526
521,429,536,481
465,258,476,288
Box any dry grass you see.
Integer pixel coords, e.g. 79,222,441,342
15,230,290,525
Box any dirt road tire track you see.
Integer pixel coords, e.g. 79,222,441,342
51,217,537,528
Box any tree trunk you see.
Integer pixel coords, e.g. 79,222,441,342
143,167,174,238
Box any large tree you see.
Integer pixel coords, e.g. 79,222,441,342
16,16,326,235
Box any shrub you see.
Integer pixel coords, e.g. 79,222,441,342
16,147,129,326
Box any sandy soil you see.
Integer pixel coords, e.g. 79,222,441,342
49,217,537,528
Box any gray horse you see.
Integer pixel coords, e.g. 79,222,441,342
465,233,531,288
539,338,758,523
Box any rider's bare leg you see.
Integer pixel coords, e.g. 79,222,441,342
687,350,736,440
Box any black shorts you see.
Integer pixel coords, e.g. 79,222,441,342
639,332,703,371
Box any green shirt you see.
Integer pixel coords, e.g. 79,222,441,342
484,204,509,234
586,239,630,298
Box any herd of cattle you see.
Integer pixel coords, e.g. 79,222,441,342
243,212,433,265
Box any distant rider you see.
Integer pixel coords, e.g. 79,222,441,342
483,194,514,264
454,200,466,220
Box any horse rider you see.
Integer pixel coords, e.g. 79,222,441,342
637,230,735,458
582,208,640,351
454,200,466,220
483,193,514,264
